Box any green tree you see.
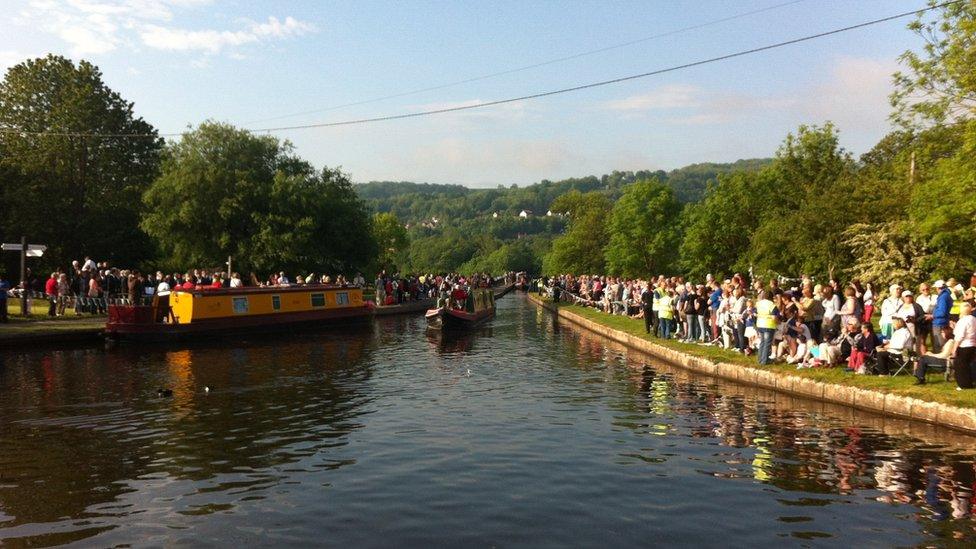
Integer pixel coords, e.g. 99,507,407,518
142,122,376,275
542,191,611,274
908,118,976,274
604,179,682,277
679,171,775,279
372,212,409,272
0,55,162,267
747,123,855,278
891,0,976,128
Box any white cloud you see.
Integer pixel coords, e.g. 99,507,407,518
602,84,701,111
13,1,314,58
139,16,314,54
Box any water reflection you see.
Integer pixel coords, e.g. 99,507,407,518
0,335,372,546
561,320,976,543
2,297,976,546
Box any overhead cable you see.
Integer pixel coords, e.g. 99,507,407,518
242,0,807,124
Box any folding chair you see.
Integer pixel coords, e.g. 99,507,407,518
889,349,917,377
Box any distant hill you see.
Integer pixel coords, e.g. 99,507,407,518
354,158,771,222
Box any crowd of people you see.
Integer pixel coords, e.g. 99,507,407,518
0,256,514,323
541,272,976,390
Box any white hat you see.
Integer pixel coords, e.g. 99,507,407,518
902,290,913,297
933,279,945,288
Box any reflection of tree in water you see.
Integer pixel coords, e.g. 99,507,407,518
0,335,373,545
565,326,976,541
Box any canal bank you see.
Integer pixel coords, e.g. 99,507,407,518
528,293,976,435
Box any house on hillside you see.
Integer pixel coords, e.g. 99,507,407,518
518,209,533,218
492,212,499,219
546,210,553,216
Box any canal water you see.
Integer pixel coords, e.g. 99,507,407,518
1,296,975,546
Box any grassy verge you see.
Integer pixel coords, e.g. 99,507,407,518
1,301,104,339
538,297,976,410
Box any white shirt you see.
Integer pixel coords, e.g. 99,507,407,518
888,326,913,353
823,294,841,320
880,297,899,324
229,277,243,288
916,294,935,314
863,288,874,306
156,281,170,296
954,314,976,349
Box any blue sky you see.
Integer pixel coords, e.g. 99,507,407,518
1,0,929,187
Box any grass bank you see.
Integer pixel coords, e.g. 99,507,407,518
539,297,975,410
0,301,104,342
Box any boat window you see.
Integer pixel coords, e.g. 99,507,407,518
272,295,281,311
311,293,326,307
336,292,349,305
232,297,249,314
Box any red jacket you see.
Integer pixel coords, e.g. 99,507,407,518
45,277,58,296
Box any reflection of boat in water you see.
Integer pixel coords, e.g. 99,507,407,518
425,287,495,331
106,285,371,342
426,329,477,354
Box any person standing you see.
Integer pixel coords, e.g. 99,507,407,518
0,271,9,323
952,300,976,390
640,283,654,335
756,291,779,366
45,272,58,317
932,280,953,352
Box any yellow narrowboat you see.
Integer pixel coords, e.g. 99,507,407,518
106,284,371,341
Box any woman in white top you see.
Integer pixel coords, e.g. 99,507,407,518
874,316,913,375
952,300,976,389
879,284,902,339
862,282,875,323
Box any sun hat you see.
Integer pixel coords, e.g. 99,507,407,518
933,279,945,288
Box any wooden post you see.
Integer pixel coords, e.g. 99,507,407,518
20,235,27,317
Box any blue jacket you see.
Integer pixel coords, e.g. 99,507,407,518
933,287,953,327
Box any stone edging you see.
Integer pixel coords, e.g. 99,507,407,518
528,293,976,435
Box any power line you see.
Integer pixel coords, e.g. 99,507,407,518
0,0,957,140
241,0,807,125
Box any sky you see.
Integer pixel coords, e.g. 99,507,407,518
0,0,932,187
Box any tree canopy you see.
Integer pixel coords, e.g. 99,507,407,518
0,54,161,267
142,122,377,275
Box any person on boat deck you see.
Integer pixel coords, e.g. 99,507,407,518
181,272,196,291
229,272,243,288
451,284,467,309
211,274,223,288
278,272,290,285
873,316,914,375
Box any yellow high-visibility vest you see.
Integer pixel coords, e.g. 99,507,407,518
756,299,777,329
652,288,662,312
658,295,673,319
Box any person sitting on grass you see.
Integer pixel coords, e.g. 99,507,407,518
913,328,955,385
810,318,860,367
872,316,914,375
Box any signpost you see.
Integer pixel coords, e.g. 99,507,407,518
1,237,46,316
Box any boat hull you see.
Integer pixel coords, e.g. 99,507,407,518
425,307,494,331
106,306,372,342
372,299,434,316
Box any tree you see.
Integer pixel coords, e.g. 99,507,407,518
746,123,855,278
372,212,409,272
142,122,376,275
0,55,162,267
891,0,976,128
679,171,774,279
604,179,682,277
842,220,935,287
542,191,611,274
908,118,976,275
